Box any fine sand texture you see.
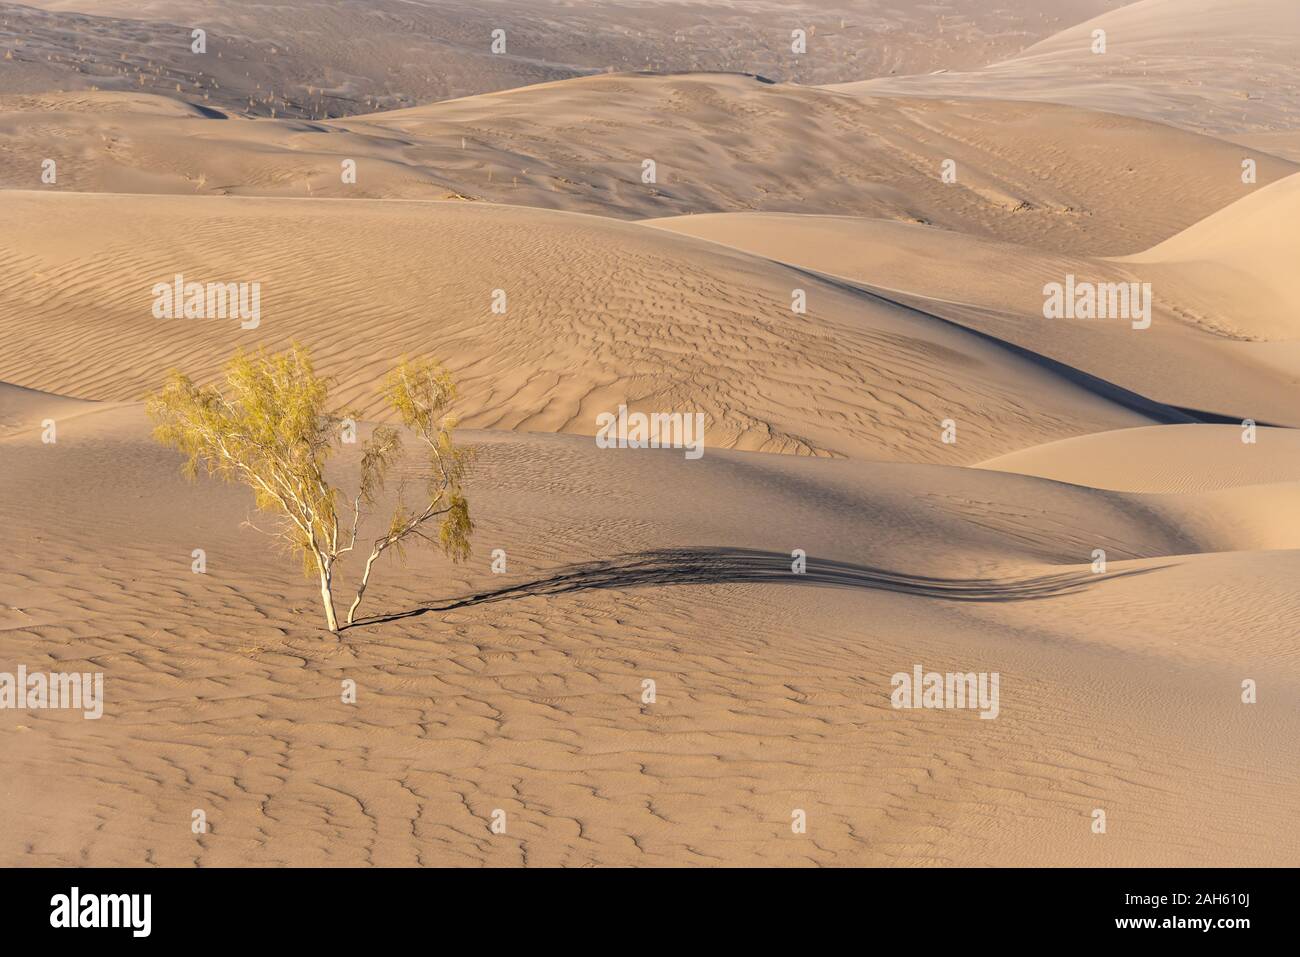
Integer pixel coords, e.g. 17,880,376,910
3,76,1294,257
832,0,1300,137
1,0,1298,867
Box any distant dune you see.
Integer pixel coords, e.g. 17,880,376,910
4,0,1127,115
1,74,1293,257
833,0,1300,137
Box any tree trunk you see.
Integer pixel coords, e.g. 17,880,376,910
318,564,340,633
346,547,383,625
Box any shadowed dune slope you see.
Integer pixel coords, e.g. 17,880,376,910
645,207,1300,427
0,190,1169,464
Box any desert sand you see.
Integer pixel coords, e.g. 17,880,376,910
4,76,1294,257
834,0,1300,136
6,0,1128,113
1,0,1297,867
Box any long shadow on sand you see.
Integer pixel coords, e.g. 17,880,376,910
359,547,1165,627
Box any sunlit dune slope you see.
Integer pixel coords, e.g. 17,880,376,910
645,208,1300,427
833,0,1300,137
0,190,1166,463
3,403,1298,866
1119,173,1300,341
3,73,1293,256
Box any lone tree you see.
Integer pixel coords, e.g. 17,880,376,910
146,344,472,633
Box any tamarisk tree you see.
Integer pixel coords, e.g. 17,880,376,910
146,344,472,633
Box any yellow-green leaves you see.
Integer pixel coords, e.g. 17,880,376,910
145,344,473,633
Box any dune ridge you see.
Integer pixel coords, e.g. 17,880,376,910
3,73,1294,256
0,189,1171,464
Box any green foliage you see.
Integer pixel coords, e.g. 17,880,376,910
383,358,474,560
440,493,474,563
145,344,473,631
146,344,339,575
359,425,402,505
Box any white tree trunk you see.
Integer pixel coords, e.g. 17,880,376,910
318,563,340,633
346,547,383,625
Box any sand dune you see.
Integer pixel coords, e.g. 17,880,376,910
0,189,1168,463
981,424,1300,492
3,0,1299,871
4,74,1294,256
834,0,1300,137
646,206,1300,427
3,400,1297,866
647,210,1108,312
1120,173,1300,340
4,0,1126,116
0,381,104,437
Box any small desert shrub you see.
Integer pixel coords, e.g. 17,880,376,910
146,344,472,633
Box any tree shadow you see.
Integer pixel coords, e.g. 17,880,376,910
356,547,1167,628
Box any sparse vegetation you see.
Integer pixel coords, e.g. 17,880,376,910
146,344,472,633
